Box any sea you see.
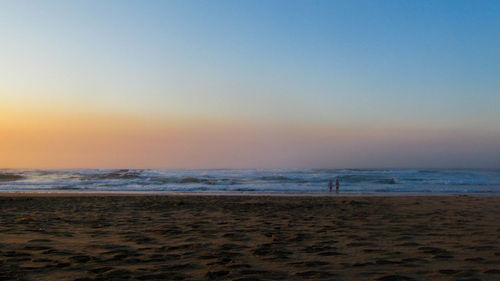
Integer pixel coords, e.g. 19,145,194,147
1,169,500,196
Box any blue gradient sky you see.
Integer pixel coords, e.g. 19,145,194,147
1,0,499,168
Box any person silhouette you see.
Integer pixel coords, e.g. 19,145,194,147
335,178,340,192
328,180,333,192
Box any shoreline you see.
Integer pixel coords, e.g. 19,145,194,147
0,191,499,197
2,169,499,198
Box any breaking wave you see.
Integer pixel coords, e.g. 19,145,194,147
0,169,499,195
0,173,24,182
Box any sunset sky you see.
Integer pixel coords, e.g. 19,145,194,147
1,0,499,169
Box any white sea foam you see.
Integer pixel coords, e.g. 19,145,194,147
1,169,499,195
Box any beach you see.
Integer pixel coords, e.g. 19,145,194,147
1,195,499,281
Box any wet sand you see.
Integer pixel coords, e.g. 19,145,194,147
1,195,499,280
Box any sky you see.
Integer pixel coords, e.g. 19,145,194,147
1,0,499,169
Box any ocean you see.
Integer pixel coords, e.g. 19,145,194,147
1,169,500,195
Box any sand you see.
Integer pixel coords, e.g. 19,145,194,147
1,195,499,281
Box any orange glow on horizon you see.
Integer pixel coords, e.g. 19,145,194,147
1,109,498,169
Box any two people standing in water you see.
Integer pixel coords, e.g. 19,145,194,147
329,178,339,192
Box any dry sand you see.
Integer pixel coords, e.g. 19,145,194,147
1,195,499,281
